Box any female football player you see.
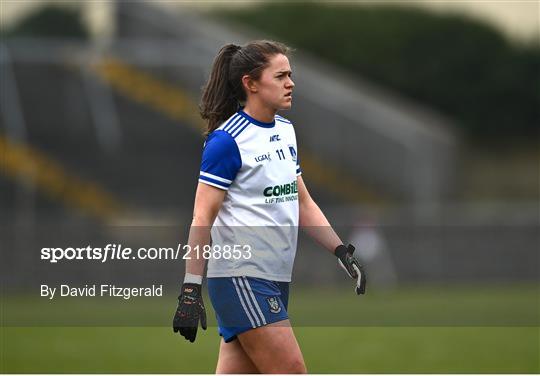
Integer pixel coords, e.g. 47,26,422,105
173,40,366,374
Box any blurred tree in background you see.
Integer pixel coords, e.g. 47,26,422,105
218,3,539,144
4,5,88,39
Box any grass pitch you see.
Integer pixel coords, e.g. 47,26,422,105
2,284,538,373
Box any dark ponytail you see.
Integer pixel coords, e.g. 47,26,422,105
200,40,291,136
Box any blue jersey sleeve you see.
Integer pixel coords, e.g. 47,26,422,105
199,130,242,190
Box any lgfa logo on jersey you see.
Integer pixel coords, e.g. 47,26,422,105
269,135,281,142
266,297,282,314
255,152,271,163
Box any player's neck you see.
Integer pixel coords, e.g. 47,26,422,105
242,103,276,124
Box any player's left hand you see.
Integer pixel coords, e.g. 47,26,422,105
335,244,367,295
173,283,207,342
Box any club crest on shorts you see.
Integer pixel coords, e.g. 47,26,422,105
266,297,281,314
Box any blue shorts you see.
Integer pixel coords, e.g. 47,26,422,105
207,276,289,343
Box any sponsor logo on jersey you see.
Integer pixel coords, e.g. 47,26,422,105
266,297,282,313
269,134,281,142
255,152,271,163
288,145,297,162
263,180,298,197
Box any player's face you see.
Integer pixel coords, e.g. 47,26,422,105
255,54,295,110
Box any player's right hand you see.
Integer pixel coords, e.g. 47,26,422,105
335,244,367,295
173,283,207,342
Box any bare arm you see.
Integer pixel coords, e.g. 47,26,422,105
185,182,226,277
173,182,225,341
298,176,343,254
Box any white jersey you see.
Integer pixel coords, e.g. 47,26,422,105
198,110,301,282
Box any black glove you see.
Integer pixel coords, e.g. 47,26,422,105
172,283,207,342
335,244,367,295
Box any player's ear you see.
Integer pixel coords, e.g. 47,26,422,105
241,74,258,94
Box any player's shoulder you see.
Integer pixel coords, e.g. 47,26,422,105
202,129,242,166
274,114,293,125
204,129,239,153
215,112,252,139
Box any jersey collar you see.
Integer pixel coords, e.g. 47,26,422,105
238,110,275,128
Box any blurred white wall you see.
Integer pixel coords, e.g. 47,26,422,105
0,0,114,40
414,0,538,43
1,0,41,29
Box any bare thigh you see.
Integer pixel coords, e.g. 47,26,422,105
237,319,307,374
216,337,259,374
